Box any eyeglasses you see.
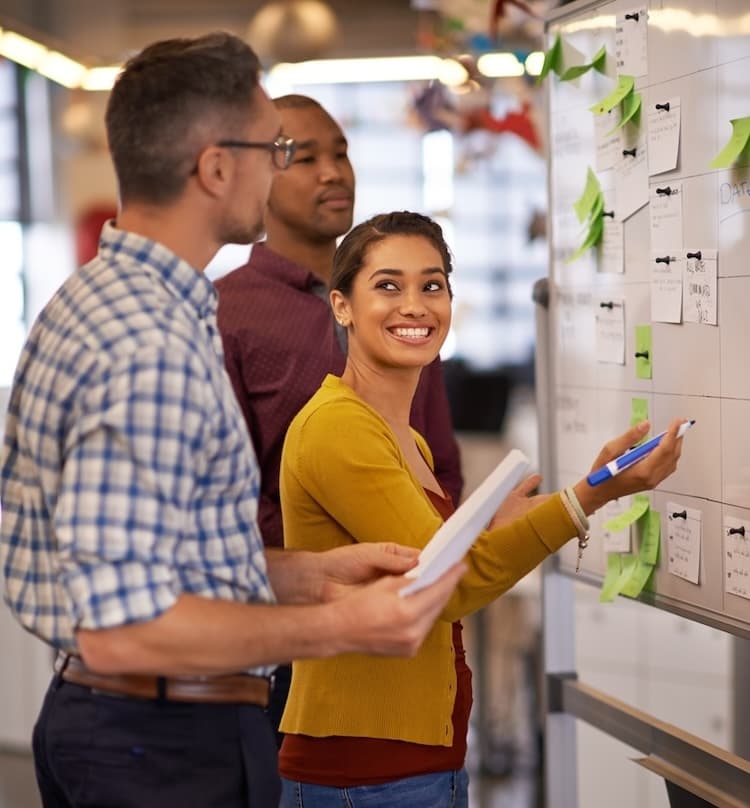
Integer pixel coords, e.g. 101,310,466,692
216,134,297,170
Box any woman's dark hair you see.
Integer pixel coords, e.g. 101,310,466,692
331,211,454,298
106,32,261,206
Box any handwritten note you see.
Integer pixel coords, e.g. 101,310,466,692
650,252,682,323
725,516,750,601
648,97,681,175
649,182,683,251
595,110,621,171
682,248,718,325
615,9,648,77
667,502,702,584
599,215,624,273
595,299,625,364
616,132,649,221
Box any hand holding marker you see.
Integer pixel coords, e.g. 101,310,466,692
587,420,695,486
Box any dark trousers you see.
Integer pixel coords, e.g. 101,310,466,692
265,663,291,748
33,675,280,808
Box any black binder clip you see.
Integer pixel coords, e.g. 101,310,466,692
602,210,615,218
655,187,672,196
686,251,702,260
655,102,670,112
671,510,688,520
655,256,671,264
624,12,639,21
729,526,746,537
622,147,637,157
634,350,649,359
599,301,615,309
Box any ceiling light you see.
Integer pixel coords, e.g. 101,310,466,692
477,52,524,78
37,50,87,89
81,66,121,92
0,31,46,70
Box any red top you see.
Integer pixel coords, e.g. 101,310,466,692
278,489,472,786
215,244,463,547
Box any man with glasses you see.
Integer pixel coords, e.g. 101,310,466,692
0,33,465,808
216,93,464,743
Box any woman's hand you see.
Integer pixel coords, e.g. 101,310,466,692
573,418,686,516
487,473,551,529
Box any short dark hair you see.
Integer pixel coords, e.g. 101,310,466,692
106,32,261,205
331,211,454,298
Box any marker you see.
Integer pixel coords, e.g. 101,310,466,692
587,420,695,486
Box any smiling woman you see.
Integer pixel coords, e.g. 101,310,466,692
275,210,686,807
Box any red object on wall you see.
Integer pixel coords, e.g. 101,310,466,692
75,204,117,265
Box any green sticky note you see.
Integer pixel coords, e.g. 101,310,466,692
709,116,750,169
573,168,602,223
590,74,635,115
590,191,605,220
591,45,607,74
621,559,654,597
602,493,650,532
614,554,638,594
605,90,642,135
639,509,661,565
635,324,652,379
538,34,562,82
561,44,609,81
600,553,622,602
631,397,649,428
565,214,604,263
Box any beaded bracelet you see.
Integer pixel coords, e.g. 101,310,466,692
561,486,590,573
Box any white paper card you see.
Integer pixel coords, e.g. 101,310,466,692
595,110,621,172
595,299,625,364
615,8,648,77
666,502,701,584
615,132,649,221
599,215,624,273
401,449,531,595
724,516,750,601
649,182,683,251
650,253,683,323
682,248,718,325
647,97,681,175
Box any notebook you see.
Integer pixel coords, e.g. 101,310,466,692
400,448,531,595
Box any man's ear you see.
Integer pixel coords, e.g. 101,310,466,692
193,146,232,198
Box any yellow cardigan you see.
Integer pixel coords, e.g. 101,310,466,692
279,374,577,746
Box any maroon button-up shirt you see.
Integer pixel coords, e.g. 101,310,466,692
215,243,463,548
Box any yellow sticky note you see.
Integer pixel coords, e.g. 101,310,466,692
603,493,650,532
621,559,654,598
631,398,648,428
574,168,602,223
635,324,652,379
639,509,661,565
709,116,750,169
590,74,635,115
600,553,622,602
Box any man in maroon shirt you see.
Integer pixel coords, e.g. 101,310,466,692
215,94,463,737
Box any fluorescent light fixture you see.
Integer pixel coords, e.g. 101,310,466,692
269,55,445,84
0,31,46,70
524,51,544,76
477,52,524,78
37,50,86,88
438,58,470,87
81,66,121,91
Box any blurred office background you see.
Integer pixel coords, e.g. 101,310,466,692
0,2,735,807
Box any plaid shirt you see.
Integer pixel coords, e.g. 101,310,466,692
0,223,274,665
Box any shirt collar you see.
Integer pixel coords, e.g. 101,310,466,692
249,242,326,292
98,220,218,318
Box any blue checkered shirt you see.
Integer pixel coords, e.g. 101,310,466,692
1,223,275,669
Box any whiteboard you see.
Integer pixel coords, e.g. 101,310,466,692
543,0,750,637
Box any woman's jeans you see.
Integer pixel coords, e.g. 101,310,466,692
280,768,469,807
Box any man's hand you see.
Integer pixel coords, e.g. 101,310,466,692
487,472,550,530
332,561,467,657
316,542,420,603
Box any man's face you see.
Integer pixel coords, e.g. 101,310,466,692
220,86,282,245
265,104,355,243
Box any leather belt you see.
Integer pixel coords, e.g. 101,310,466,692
56,654,271,707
